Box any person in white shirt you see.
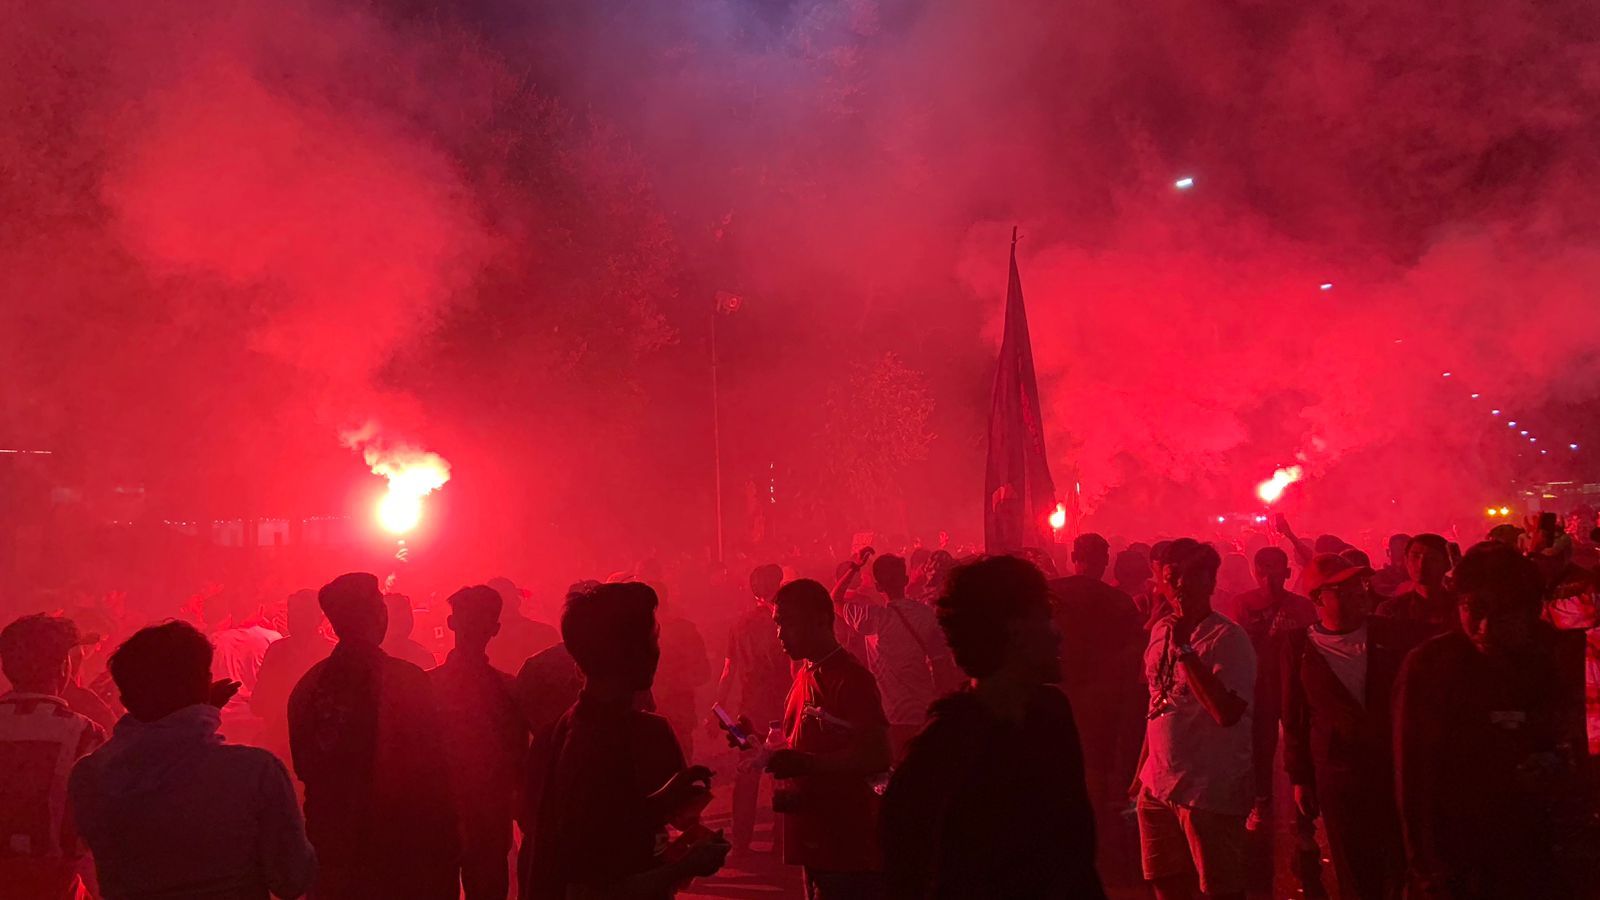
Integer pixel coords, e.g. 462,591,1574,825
70,621,315,900
832,550,964,760
1133,538,1255,900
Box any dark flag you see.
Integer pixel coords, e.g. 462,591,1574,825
984,227,1058,554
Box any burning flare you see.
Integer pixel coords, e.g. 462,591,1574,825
1256,465,1303,505
344,426,451,535
1048,503,1068,530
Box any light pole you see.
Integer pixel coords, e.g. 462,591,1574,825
711,291,743,563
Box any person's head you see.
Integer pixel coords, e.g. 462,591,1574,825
1304,554,1374,632
749,564,784,603
937,556,1058,684
487,577,522,618
108,621,213,722
1149,540,1174,585
1451,541,1543,657
286,589,321,637
383,593,415,643
771,579,836,661
1165,539,1221,620
1386,533,1411,568
1252,546,1291,592
1404,534,1451,588
1071,533,1111,580
562,582,660,691
0,614,82,695
908,547,931,575
1313,534,1346,555
1113,549,1151,588
318,572,386,644
446,585,502,652
872,554,909,599
1340,547,1372,569
1487,523,1524,549
1217,552,1253,595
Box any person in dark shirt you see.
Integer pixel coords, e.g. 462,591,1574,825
487,578,560,677
252,589,332,768
1376,534,1454,630
1371,534,1411,599
764,578,892,899
1048,533,1144,881
288,572,458,899
1282,555,1425,900
524,582,729,899
884,555,1106,899
382,592,437,670
1393,542,1588,899
714,564,792,851
431,585,528,900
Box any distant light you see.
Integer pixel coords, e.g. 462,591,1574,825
1393,339,1404,344
1470,393,1480,399
1500,506,1511,516
1319,283,1334,291
1491,409,1501,415
1048,503,1067,531
1571,443,1580,451
1542,449,1548,455
1441,372,1452,378
1216,515,1227,523
1254,515,1267,523
1175,176,1195,190
1529,437,1537,443
1508,421,1517,427
1486,507,1498,517
1520,430,1529,436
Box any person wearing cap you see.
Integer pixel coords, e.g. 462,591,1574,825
1393,542,1587,898
0,614,108,899
1281,555,1426,900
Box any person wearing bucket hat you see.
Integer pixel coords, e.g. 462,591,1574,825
1281,555,1426,900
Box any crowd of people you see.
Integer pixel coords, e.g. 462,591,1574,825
1,509,1598,899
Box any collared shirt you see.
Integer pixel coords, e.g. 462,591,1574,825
840,598,958,726
0,692,105,896
781,647,890,872
1140,612,1257,816
69,704,313,900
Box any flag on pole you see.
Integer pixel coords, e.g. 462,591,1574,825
984,227,1058,554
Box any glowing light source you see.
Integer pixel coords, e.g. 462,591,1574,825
1500,507,1511,516
362,445,451,535
1470,393,1480,399
1048,503,1067,531
1319,283,1333,291
1491,409,1501,415
1217,515,1227,524
1486,507,1499,517
1256,465,1304,505
1508,421,1517,427
1174,176,1195,190
1520,430,1529,436
1572,443,1580,451
1441,372,1451,378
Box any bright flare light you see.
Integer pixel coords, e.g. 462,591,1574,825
366,447,451,535
1256,465,1304,505
1174,176,1195,190
1048,503,1067,530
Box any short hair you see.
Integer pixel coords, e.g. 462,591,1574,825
937,556,1049,679
1072,533,1110,559
1452,541,1542,617
320,572,383,634
1167,538,1221,580
1112,549,1150,584
109,621,213,721
1313,534,1346,554
749,564,784,600
872,554,908,588
447,585,502,621
1407,533,1449,557
0,614,79,690
1253,546,1289,570
772,578,834,624
1340,547,1372,568
1388,533,1411,551
561,582,658,679
1150,540,1174,565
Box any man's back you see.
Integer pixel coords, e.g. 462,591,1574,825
729,604,791,722
489,613,559,677
0,692,105,897
211,625,283,705
68,704,313,900
430,651,524,821
839,598,956,726
288,640,456,891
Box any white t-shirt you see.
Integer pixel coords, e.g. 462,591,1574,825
1307,622,1369,705
840,599,954,726
1140,611,1257,817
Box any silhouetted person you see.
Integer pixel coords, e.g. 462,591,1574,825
487,577,559,677
382,592,436,669
834,551,962,761
1282,555,1425,900
1049,533,1145,882
715,564,792,852
1393,542,1587,899
252,589,333,767
431,585,527,900
883,555,1106,899
524,582,729,897
1135,539,1255,900
765,578,891,898
1114,548,1153,598
70,621,314,899
654,591,711,762
1371,534,1412,598
288,572,457,899
1,615,107,899
1376,534,1454,629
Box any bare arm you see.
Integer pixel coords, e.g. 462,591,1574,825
1177,652,1248,727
